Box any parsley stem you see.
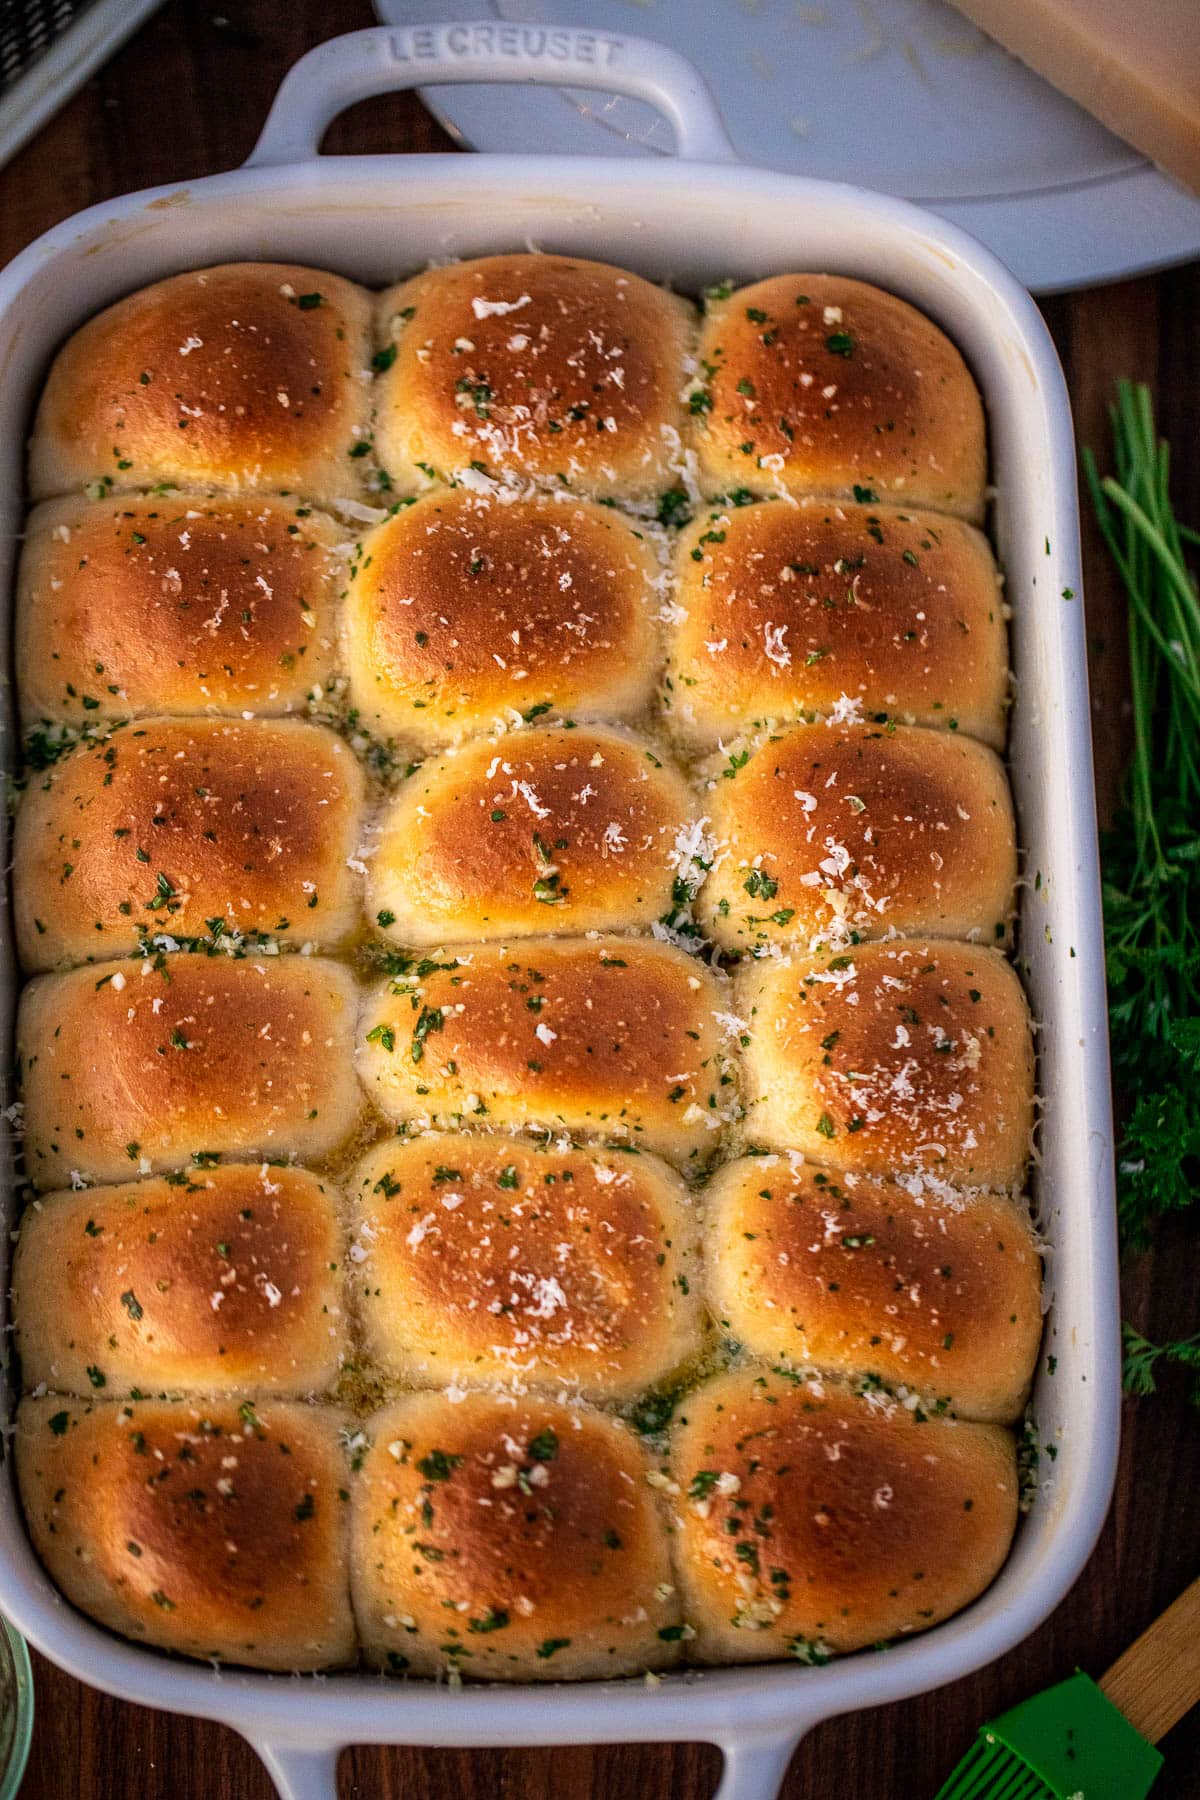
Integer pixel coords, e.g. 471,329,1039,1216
1084,381,1200,1277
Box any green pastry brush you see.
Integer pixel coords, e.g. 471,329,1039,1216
935,1576,1200,1799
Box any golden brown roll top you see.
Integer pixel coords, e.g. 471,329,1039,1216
700,722,1016,955
351,1391,680,1679
12,255,1029,1682
737,940,1034,1189
19,952,362,1189
17,495,344,728
14,717,366,971
349,1134,702,1399
689,275,986,520
670,1368,1017,1661
342,488,662,748
705,1156,1042,1422
14,1164,345,1398
369,725,697,946
28,263,375,505
664,497,1007,749
358,936,733,1168
17,1397,354,1669
373,254,695,500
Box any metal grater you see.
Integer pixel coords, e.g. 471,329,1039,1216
0,0,162,169
1,0,85,98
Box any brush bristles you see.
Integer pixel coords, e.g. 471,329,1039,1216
935,1733,1058,1800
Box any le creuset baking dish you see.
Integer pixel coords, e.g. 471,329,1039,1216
0,25,1120,1800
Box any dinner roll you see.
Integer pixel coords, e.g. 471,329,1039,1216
705,1156,1042,1422
700,722,1015,955
15,717,366,971
351,1391,680,1678
373,254,694,500
664,497,1007,749
670,1369,1017,1661
17,495,343,728
17,1397,354,1669
348,1134,702,1398
690,275,985,519
342,489,661,748
29,264,375,505
369,725,697,946
738,941,1033,1188
14,1164,345,1399
19,953,362,1189
358,936,732,1168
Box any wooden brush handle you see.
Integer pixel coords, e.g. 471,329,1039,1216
1099,1575,1200,1745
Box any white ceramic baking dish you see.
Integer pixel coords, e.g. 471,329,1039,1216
0,25,1120,1800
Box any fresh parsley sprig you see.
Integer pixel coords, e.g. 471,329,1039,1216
1121,1323,1200,1406
1082,382,1200,1398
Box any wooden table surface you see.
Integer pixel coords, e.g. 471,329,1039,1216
4,4,1197,1796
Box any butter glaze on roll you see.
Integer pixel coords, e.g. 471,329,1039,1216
705,1156,1042,1422
17,495,344,727
13,254,1036,1679
343,489,661,747
358,936,733,1167
690,276,986,519
29,264,375,505
15,717,366,971
14,1164,345,1398
352,1391,680,1679
349,1134,702,1398
700,722,1016,955
17,1398,354,1669
665,498,1007,749
737,940,1034,1188
373,255,694,499
670,1369,1017,1661
369,725,697,946
19,953,362,1189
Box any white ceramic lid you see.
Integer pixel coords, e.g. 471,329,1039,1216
376,0,1200,293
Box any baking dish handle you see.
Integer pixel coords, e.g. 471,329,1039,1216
248,1735,341,1800
246,1727,804,1800
713,1733,801,1799
245,23,739,169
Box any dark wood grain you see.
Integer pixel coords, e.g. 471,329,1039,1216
3,3,1197,1796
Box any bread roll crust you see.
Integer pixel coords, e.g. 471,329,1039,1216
17,495,344,727
351,1391,680,1678
690,276,985,519
29,263,375,504
671,1369,1017,1660
14,1164,345,1398
701,722,1016,954
19,953,363,1189
705,1156,1041,1421
738,940,1033,1188
349,1134,702,1397
15,717,366,971
665,498,1007,748
370,725,697,946
358,935,732,1168
343,489,661,746
373,255,694,499
17,1397,354,1668
13,254,1031,1677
